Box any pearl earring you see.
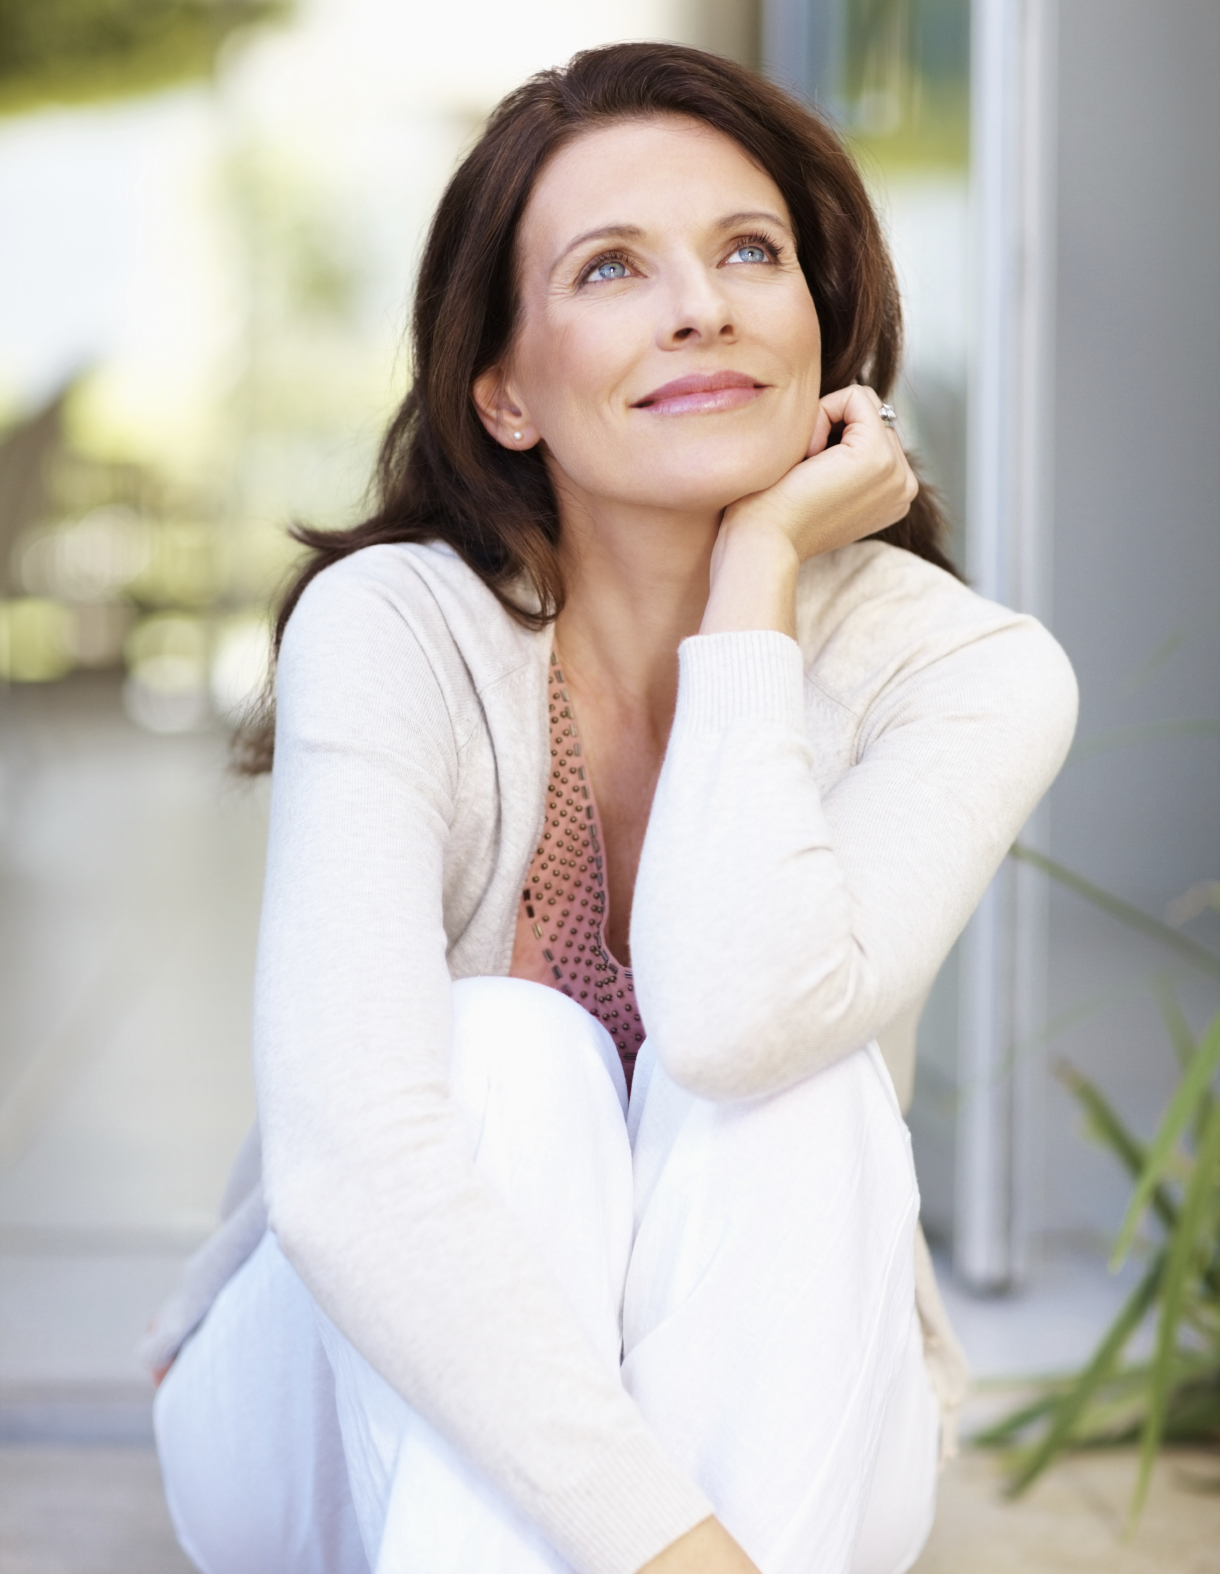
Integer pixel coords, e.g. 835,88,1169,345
513,431,523,441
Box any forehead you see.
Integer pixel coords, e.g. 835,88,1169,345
518,115,790,261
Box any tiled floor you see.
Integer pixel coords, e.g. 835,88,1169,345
914,1447,1220,1574
0,1445,194,1574
0,675,263,1413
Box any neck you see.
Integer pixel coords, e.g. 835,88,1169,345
553,487,719,738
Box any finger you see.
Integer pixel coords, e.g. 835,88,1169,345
818,382,888,437
805,401,834,458
850,388,908,458
889,440,919,510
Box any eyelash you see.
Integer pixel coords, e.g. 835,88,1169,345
732,231,785,265
577,230,784,285
579,249,632,284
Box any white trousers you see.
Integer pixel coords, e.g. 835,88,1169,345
156,978,938,1574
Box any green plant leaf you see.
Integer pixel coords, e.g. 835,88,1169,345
1056,1060,1179,1234
1154,974,1218,1149
1162,1376,1220,1442
1010,846,1220,980
1131,1096,1220,1525
1113,1009,1220,1268
1006,1254,1163,1496
1153,973,1199,1071
974,1389,1063,1446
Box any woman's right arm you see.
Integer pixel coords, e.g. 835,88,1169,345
254,553,714,1574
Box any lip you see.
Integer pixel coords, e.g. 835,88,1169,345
631,369,769,416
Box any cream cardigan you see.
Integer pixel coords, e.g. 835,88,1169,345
143,537,1077,1574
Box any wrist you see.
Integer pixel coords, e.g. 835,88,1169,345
637,1516,762,1574
701,513,799,639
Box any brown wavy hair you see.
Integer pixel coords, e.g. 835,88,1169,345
238,41,955,772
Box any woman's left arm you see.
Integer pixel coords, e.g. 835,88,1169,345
630,389,1079,1101
632,606,1077,1100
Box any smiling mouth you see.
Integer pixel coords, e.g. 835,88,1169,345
631,370,770,415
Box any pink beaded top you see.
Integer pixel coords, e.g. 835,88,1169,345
509,651,647,1089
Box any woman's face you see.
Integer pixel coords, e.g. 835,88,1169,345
482,115,823,518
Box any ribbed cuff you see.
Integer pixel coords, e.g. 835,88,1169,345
673,630,806,739
547,1434,714,1574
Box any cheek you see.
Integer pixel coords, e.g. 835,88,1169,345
773,292,822,387
520,314,638,451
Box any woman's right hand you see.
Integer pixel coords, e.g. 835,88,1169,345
638,1517,763,1574
724,383,918,565
700,384,917,641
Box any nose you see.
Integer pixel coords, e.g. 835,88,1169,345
660,257,736,348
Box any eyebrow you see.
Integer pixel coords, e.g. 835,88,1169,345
716,209,791,233
549,224,644,277
548,209,793,278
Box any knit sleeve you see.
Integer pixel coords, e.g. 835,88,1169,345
255,556,712,1574
630,573,1078,1102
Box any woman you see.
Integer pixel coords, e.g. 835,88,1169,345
146,42,1077,1574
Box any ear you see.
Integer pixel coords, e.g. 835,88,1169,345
472,367,540,451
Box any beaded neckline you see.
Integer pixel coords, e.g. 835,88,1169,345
514,650,646,1087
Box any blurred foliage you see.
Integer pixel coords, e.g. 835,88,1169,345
844,0,969,170
0,0,289,115
982,847,1220,1527
0,386,286,731
0,596,75,679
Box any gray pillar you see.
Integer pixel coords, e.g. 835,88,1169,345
955,0,1058,1291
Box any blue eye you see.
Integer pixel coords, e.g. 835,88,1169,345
589,259,628,282
731,244,769,264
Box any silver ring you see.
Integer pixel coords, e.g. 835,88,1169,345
877,403,898,428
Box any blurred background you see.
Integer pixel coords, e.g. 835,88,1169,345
0,0,1216,1568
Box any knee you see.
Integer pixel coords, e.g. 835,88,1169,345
451,977,627,1120
755,1044,917,1208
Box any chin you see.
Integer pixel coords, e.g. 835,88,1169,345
552,430,801,517
638,447,794,513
